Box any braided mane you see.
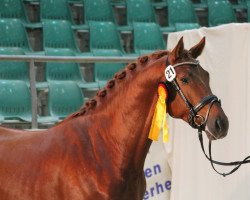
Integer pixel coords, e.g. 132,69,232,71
64,50,169,121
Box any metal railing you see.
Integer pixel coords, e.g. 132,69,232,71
0,54,138,129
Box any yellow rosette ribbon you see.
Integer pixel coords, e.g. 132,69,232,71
148,84,169,142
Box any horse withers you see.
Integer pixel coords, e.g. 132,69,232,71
0,37,228,200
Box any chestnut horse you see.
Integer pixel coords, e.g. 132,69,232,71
0,37,228,200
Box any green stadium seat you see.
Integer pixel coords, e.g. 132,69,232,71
88,21,125,88
0,80,31,122
0,0,41,28
45,49,83,82
89,21,124,53
167,0,200,31
40,0,74,22
133,22,166,55
38,81,84,123
0,0,28,23
0,19,32,53
42,20,80,53
0,0,40,28
208,0,237,27
126,0,156,25
44,48,99,89
83,0,116,23
93,49,125,88
0,48,29,84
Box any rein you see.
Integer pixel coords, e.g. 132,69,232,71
165,59,250,177
198,128,250,177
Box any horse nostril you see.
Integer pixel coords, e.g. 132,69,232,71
215,117,229,137
215,118,222,133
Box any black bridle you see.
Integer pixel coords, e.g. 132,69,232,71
166,60,219,129
166,59,250,177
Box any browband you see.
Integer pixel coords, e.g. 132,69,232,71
172,61,200,68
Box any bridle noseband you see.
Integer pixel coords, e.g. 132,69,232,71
165,58,250,177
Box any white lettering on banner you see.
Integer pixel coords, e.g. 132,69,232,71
143,141,171,200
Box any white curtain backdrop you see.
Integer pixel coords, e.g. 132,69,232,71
166,23,250,200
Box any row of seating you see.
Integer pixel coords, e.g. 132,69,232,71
0,80,84,125
0,18,165,89
1,0,249,31
0,18,166,55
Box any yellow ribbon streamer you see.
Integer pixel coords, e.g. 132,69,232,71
148,84,169,142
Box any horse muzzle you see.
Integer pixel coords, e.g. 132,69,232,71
205,105,229,140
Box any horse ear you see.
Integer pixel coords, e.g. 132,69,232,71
189,37,206,58
169,37,184,64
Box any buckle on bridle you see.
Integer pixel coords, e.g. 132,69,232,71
188,113,205,130
193,114,205,127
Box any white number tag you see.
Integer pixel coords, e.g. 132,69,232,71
165,65,176,82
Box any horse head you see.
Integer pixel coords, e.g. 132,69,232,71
166,37,229,140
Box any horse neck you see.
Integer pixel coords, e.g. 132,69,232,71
56,55,168,178
97,59,166,172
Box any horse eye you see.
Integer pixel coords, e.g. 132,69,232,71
181,77,189,84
